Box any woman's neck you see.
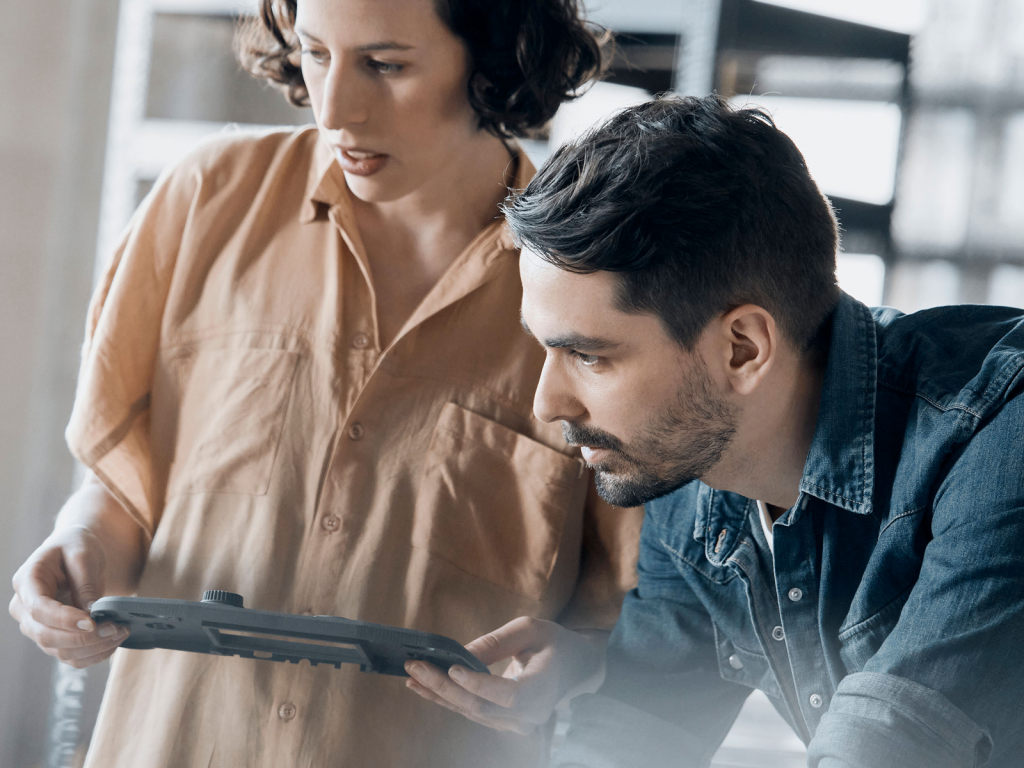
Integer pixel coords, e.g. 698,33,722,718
358,130,515,257
350,130,516,348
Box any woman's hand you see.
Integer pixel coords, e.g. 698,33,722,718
404,616,608,735
9,474,145,668
10,525,129,668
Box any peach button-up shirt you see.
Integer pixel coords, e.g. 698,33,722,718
67,127,641,768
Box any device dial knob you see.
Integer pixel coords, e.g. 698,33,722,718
201,590,244,608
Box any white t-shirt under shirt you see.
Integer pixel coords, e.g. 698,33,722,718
756,499,775,554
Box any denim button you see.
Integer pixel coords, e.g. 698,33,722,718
772,625,785,641
788,588,803,602
728,654,744,670
809,694,823,709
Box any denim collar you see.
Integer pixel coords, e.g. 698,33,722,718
798,292,877,515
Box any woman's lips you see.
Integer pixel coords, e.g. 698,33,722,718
335,148,388,177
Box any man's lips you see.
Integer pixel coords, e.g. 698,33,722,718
580,446,610,463
335,147,388,177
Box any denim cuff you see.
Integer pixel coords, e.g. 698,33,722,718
808,672,993,767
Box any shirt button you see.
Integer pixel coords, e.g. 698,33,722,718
728,653,744,670
352,333,369,349
348,423,365,441
321,515,340,533
788,588,803,602
771,625,785,641
278,702,297,721
809,694,824,709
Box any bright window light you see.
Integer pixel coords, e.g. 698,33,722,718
731,95,902,205
752,0,928,34
989,265,1024,308
549,81,652,148
837,253,886,306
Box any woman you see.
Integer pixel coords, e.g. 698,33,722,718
9,0,641,766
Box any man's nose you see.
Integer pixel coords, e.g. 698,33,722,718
533,356,586,425
319,60,369,129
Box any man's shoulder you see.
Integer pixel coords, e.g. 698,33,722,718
873,304,1024,419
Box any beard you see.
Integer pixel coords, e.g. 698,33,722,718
563,358,737,507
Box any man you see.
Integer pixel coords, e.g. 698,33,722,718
412,95,1024,765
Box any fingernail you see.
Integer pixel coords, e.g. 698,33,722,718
449,666,466,683
407,662,424,677
98,624,117,638
77,619,94,631
85,601,96,611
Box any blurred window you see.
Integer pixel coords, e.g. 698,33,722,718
732,95,902,205
837,253,886,306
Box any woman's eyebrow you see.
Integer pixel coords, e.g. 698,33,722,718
356,42,415,53
293,29,414,53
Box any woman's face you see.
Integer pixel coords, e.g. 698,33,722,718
295,0,483,203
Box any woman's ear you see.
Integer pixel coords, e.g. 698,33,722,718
712,304,777,396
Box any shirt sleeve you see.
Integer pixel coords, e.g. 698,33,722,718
557,478,644,631
807,392,1024,767
65,161,200,537
553,506,751,767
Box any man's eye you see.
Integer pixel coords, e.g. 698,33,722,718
368,59,403,74
570,350,601,367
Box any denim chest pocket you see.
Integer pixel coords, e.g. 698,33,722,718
714,625,783,698
412,402,588,601
837,584,913,673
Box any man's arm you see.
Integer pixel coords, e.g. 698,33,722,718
553,506,752,768
808,394,1024,766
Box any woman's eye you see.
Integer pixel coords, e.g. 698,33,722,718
570,350,601,367
368,59,404,74
301,49,328,65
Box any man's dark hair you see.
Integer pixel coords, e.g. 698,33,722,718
504,94,841,351
237,0,606,139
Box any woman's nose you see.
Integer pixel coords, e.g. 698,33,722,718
318,60,369,130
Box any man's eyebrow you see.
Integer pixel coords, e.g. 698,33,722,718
542,333,620,352
519,310,618,351
293,29,414,52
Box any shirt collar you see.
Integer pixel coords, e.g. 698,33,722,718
301,133,347,223
799,292,878,515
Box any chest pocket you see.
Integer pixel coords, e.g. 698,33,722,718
837,584,913,673
167,347,300,497
412,402,588,601
715,626,783,698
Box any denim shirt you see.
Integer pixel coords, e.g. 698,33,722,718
555,294,1024,768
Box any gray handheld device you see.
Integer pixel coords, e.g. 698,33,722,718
89,590,489,677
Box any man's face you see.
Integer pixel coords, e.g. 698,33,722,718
520,250,738,507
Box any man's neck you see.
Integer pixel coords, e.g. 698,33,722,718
705,348,825,510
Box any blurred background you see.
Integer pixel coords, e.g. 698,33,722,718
1,0,1023,765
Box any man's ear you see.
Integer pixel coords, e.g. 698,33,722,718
709,305,776,396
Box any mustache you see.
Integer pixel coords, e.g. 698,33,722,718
561,422,625,453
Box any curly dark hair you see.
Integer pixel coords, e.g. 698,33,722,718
236,0,607,138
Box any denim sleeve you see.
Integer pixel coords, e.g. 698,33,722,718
808,393,1024,767
552,509,750,768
